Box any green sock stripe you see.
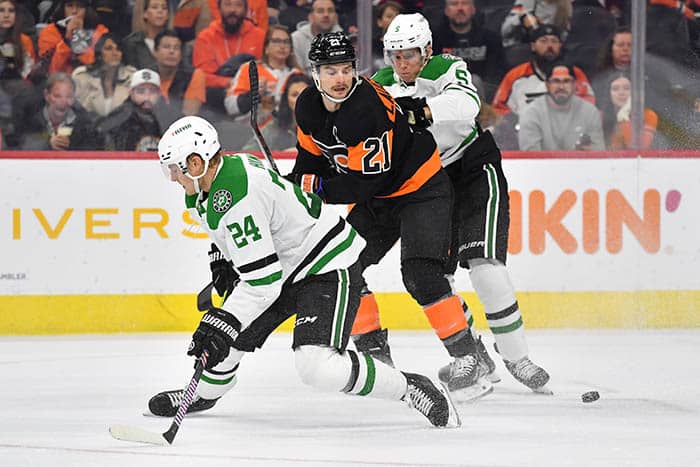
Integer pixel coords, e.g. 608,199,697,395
467,314,474,328
201,374,236,385
490,317,523,335
332,269,349,348
357,353,376,396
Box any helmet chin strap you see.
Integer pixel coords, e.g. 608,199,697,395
186,159,210,194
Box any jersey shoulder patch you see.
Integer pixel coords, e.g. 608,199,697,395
421,54,463,80
207,155,249,230
372,66,397,86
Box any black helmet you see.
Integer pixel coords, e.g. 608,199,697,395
308,32,356,66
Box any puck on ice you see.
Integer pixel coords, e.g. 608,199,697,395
581,391,600,403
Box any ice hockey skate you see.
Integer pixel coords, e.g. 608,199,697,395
437,353,493,403
146,389,219,417
504,356,552,394
352,328,395,367
402,372,460,428
476,336,500,383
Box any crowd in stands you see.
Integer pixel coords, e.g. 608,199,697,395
1,0,700,152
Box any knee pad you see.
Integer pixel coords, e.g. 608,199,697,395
294,345,351,392
468,258,516,313
197,348,244,400
401,258,452,306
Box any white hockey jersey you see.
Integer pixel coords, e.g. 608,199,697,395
372,54,481,168
186,153,366,329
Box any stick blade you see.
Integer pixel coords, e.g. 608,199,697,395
109,424,170,446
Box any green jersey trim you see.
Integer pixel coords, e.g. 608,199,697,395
372,66,397,86
421,55,461,81
306,228,358,277
185,193,197,209
246,270,283,286
207,156,249,230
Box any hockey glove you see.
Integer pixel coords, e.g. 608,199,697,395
208,243,239,299
188,308,241,369
395,97,432,129
285,173,324,196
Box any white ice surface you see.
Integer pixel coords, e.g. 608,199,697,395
0,330,698,467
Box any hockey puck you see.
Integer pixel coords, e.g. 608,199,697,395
581,391,600,403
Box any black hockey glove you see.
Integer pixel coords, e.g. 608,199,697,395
395,96,432,129
208,243,239,298
187,308,241,370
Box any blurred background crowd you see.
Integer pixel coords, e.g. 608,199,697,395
1,0,699,152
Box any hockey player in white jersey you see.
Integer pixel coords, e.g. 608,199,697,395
367,13,551,393
146,115,460,428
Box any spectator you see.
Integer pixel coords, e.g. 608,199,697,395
93,0,131,40
518,63,604,151
0,0,37,84
72,33,136,117
208,0,269,30
122,0,170,71
7,72,103,149
192,0,265,90
647,0,700,72
602,73,657,149
97,68,174,150
432,0,506,102
564,0,616,79
492,24,594,116
278,0,311,32
132,0,210,45
291,0,342,72
500,0,572,68
37,0,109,75
590,26,630,112
371,1,402,72
153,29,207,116
224,24,301,122
242,72,311,151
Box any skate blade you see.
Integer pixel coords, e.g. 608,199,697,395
449,377,494,404
435,380,462,428
532,385,554,395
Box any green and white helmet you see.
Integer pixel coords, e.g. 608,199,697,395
383,13,432,66
158,116,221,190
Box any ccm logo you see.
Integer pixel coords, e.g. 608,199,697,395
295,316,318,326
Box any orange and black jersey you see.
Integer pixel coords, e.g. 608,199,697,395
292,77,442,204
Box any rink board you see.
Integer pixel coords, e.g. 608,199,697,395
1,151,699,334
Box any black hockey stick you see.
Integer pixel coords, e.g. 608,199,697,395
248,59,280,174
197,281,215,312
109,351,210,446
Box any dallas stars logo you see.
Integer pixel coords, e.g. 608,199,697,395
212,189,233,213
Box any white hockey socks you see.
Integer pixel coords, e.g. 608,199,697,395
469,260,528,362
197,349,244,400
294,345,406,400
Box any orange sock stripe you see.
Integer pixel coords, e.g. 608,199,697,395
423,295,468,339
351,293,381,335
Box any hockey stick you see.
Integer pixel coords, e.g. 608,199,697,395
248,59,280,174
109,351,209,446
197,281,215,312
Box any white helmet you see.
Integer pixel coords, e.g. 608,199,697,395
383,13,433,66
158,116,221,191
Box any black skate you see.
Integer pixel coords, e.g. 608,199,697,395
147,389,219,417
476,336,500,383
352,328,394,367
437,353,493,403
504,356,552,394
402,372,460,428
